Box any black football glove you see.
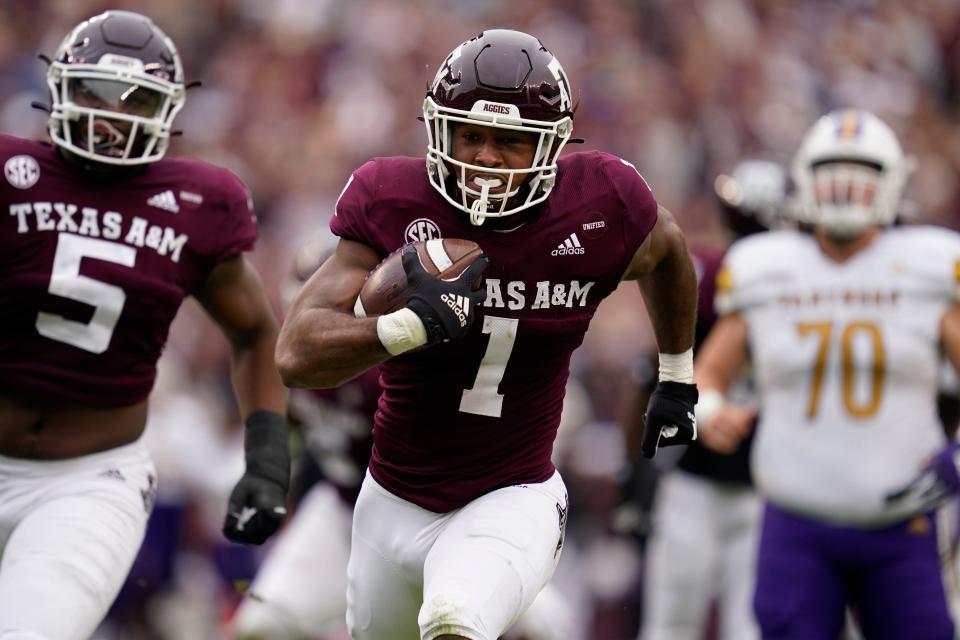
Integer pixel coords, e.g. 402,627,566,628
641,381,699,459
223,411,290,545
401,243,489,345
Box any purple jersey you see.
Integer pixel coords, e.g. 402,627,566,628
0,134,257,406
290,367,381,505
332,152,657,512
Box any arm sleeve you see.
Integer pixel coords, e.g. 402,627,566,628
714,237,768,316
330,160,379,247
212,171,258,262
602,155,658,275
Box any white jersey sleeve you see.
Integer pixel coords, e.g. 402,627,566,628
715,231,809,316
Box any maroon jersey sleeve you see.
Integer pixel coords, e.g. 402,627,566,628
603,155,659,271
330,160,384,252
200,167,258,264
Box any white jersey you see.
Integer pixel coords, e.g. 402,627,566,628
717,226,960,526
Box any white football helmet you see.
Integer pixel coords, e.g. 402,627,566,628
46,11,186,166
791,109,910,238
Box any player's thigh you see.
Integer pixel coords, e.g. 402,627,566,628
233,483,353,639
642,472,719,638
419,471,569,640
753,504,846,640
347,471,440,640
856,514,955,640
0,446,154,640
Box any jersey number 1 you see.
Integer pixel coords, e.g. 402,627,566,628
459,315,519,418
36,233,136,354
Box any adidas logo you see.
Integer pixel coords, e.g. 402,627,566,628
147,190,179,213
440,293,469,328
551,232,584,256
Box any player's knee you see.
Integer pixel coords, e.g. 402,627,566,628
231,597,299,640
419,592,484,640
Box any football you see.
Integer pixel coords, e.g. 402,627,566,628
354,238,485,317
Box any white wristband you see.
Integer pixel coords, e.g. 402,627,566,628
376,308,428,356
658,348,694,383
694,389,725,427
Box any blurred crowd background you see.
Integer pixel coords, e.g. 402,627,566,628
2,0,959,638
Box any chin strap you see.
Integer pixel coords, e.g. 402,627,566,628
469,177,502,226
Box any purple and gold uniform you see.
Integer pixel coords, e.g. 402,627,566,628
332,151,657,512
0,134,257,404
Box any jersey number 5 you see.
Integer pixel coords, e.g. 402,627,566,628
36,233,136,354
797,320,885,419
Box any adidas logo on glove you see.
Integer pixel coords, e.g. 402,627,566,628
441,293,470,328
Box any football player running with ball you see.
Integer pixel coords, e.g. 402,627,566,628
695,108,960,639
0,11,289,639
277,29,699,640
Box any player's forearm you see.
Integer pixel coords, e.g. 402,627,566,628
230,319,289,417
636,234,697,355
275,307,389,388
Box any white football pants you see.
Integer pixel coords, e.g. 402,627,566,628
232,479,578,640
640,470,761,640
347,469,569,640
0,440,155,640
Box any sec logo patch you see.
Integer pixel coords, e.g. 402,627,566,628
5,155,40,189
405,218,441,242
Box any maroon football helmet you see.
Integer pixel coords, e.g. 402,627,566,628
46,10,185,166
424,29,575,225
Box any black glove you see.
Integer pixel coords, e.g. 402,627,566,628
641,381,699,459
401,243,489,345
223,411,291,545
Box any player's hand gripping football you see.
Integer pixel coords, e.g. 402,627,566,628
641,381,699,458
223,411,291,545
401,243,489,345
885,442,960,515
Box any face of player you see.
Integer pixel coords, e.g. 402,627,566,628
67,79,165,158
449,123,538,196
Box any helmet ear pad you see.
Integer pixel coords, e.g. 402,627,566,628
45,10,186,167
423,29,575,225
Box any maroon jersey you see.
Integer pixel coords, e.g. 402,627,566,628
290,367,381,505
0,134,257,406
332,151,657,512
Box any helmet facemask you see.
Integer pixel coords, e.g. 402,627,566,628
807,160,889,239
424,97,573,225
46,12,186,166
